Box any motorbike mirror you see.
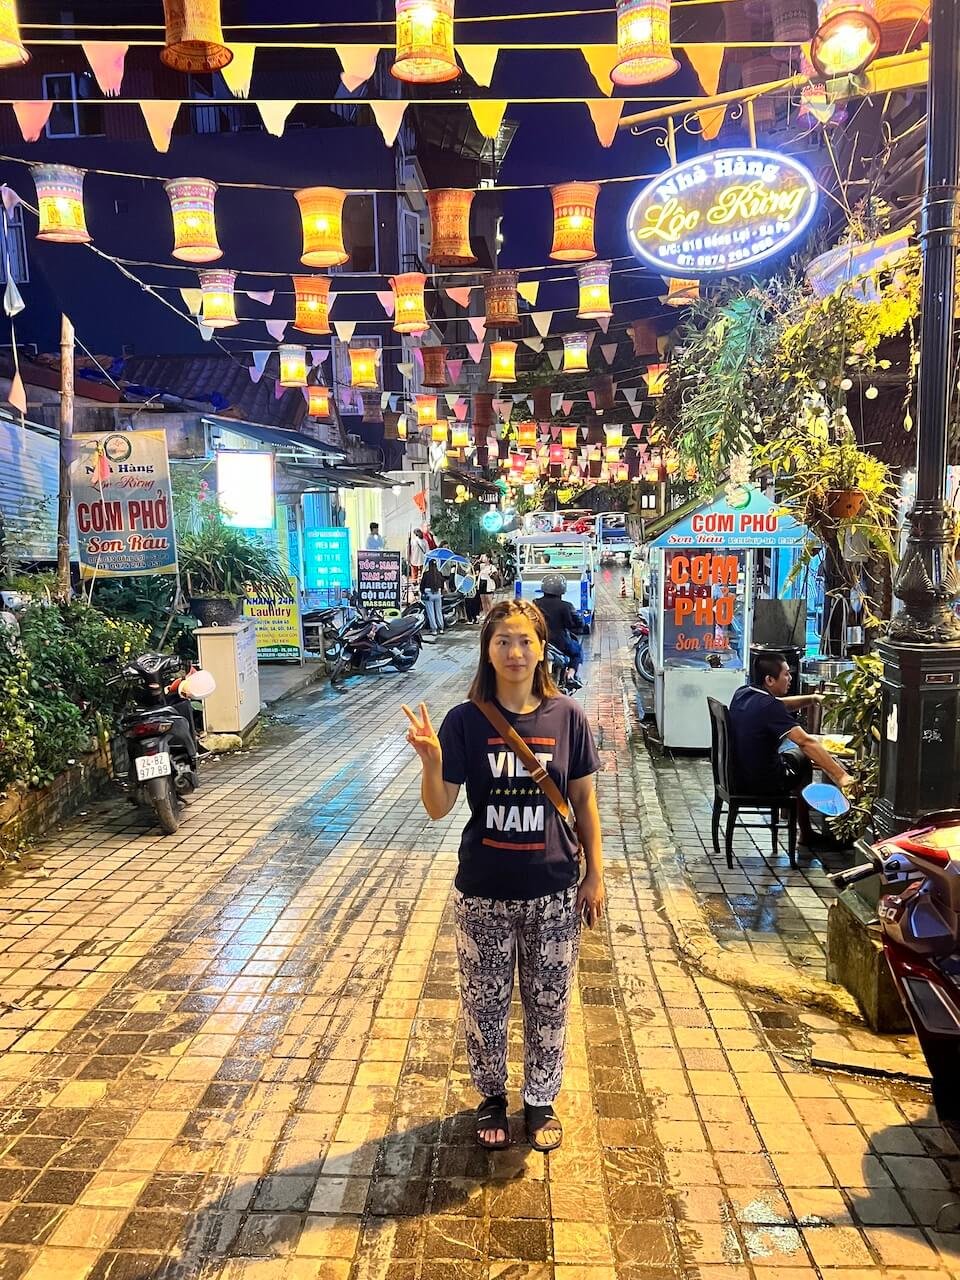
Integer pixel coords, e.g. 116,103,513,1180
802,782,850,817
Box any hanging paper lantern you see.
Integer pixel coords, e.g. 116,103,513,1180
593,376,616,412
605,445,621,464
490,341,517,384
295,187,348,268
427,189,476,266
644,363,669,396
391,272,429,334
876,0,927,50
432,419,450,444
32,164,90,244
771,0,813,58
664,277,700,307
629,318,659,356
517,422,538,448
604,424,624,449
421,344,448,388
161,0,232,72
615,462,630,483
577,260,613,320
415,394,438,428
362,391,383,424
484,270,520,328
383,411,402,441
612,0,679,85
509,452,526,475
811,0,881,73
397,416,408,440
348,345,379,390
307,385,330,418
473,392,494,431
292,275,332,335
451,423,470,448
739,55,780,128
198,269,237,328
164,177,220,263
549,443,566,466
0,0,29,68
392,0,460,84
561,426,579,450
278,344,307,387
562,332,590,374
550,183,601,262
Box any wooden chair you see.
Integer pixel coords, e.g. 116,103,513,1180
706,697,799,871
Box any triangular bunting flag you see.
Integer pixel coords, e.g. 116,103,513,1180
199,324,215,343
683,45,724,97
381,392,392,409
632,424,644,438
1,186,20,214
551,393,563,414
445,358,463,383
397,361,414,378
310,349,329,365
258,101,296,137
375,290,395,318
222,43,256,97
140,100,181,152
4,274,24,318
596,315,611,334
246,290,274,306
698,105,727,141
531,311,553,338
511,394,526,405
582,46,619,97
445,392,460,411
334,320,357,343
252,351,270,373
526,399,535,414
466,342,485,363
550,425,561,441
338,45,380,92
7,370,26,415
494,398,513,419
249,364,264,384
563,399,573,414
445,285,473,307
601,343,618,365
547,349,563,371
587,391,596,410
371,100,408,147
12,102,53,143
413,347,424,369
274,380,286,399
469,100,508,140
81,42,128,96
587,99,624,147
586,332,597,351
265,320,288,341
458,44,500,87
522,337,544,353
453,398,469,421
180,287,203,316
469,316,486,341
517,280,540,306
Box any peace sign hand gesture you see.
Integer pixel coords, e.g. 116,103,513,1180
402,702,442,767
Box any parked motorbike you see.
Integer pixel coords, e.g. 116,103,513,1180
114,653,215,835
329,604,425,686
632,608,654,682
441,590,466,628
302,604,355,663
829,811,960,1132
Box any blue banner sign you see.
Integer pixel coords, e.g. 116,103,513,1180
649,489,806,549
304,527,352,602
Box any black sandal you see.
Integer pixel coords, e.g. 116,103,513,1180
524,1102,563,1152
475,1095,511,1150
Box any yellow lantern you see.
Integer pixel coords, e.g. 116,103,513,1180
0,0,29,68
348,345,379,390
484,270,520,328
164,177,220,263
415,394,438,428
33,164,90,244
161,0,232,72
279,344,307,388
427,189,476,266
397,416,408,440
550,182,600,262
432,419,450,443
811,0,881,74
876,0,927,50
644,362,669,396
517,422,538,448
294,187,348,268
292,275,332,335
663,277,700,307
392,0,460,84
562,332,589,374
198,269,237,328
604,425,624,449
451,423,470,448
307,385,330,418
489,341,517,384
605,445,621,464
391,272,429,334
577,260,613,320
612,0,680,85
561,426,579,450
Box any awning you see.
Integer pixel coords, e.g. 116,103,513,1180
204,414,346,460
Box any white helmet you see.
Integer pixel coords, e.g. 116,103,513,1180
180,668,217,700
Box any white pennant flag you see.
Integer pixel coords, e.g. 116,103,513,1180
601,342,618,365
333,320,357,343
246,290,274,306
381,392,392,409
522,337,544,353
531,311,553,338
547,349,563,371
551,393,564,414
445,392,461,411
265,320,287,342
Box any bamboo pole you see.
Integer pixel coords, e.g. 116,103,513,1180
56,313,74,602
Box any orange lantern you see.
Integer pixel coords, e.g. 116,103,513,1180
0,0,29,68
663,277,699,306
421,344,448,388
427,189,476,266
811,0,881,73
292,275,332,335
432,419,450,443
307,385,330,418
161,0,232,72
392,0,460,84
397,416,408,440
294,187,348,268
415,395,438,428
484,270,520,328
644,363,669,396
561,426,579,450
279,344,307,388
562,332,589,374
348,345,379,390
451,423,470,448
489,341,517,384
391,272,429,334
577,260,613,320
198,269,237,328
164,177,220,263
33,164,90,243
517,422,538,448
550,182,600,262
612,0,679,85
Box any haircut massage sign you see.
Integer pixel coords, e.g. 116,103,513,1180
627,148,819,276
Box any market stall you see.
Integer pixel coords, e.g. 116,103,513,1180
646,488,806,750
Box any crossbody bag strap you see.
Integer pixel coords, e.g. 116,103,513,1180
472,698,572,823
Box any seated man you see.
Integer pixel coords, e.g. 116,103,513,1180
534,574,584,690
728,651,853,804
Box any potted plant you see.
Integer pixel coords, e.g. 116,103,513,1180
178,521,291,627
825,432,869,520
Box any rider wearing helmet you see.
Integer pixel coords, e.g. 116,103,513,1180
534,574,585,689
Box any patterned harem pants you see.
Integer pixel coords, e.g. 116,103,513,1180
453,886,581,1107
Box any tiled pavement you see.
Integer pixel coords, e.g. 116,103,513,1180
0,577,957,1279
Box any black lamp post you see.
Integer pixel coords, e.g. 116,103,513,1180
874,0,960,837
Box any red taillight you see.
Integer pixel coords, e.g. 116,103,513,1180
895,838,952,867
128,720,174,738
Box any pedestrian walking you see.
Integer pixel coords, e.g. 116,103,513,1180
409,528,428,583
477,553,497,616
402,598,605,1153
420,560,445,635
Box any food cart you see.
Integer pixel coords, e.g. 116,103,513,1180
646,488,806,749
513,533,596,630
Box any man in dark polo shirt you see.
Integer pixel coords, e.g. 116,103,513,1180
728,652,854,796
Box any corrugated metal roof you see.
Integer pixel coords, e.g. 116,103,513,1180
119,355,308,430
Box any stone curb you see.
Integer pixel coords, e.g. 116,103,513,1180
259,661,327,709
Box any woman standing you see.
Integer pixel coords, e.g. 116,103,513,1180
476,553,497,616
420,559,444,636
403,599,605,1152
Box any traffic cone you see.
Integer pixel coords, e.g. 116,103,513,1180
620,579,627,599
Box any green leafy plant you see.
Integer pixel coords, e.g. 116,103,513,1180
822,653,883,842
90,577,197,661
178,521,290,601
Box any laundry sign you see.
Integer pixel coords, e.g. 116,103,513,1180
627,148,819,277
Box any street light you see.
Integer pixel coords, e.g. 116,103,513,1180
810,0,881,76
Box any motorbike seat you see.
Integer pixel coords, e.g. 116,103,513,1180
377,617,419,641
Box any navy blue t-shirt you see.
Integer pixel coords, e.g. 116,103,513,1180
438,695,601,900
728,685,799,793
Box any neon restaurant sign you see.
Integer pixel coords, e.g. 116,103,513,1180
626,148,819,275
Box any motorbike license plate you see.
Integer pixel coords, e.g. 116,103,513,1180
135,752,171,781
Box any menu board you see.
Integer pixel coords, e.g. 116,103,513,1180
662,549,745,668
304,527,352,606
357,550,402,611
